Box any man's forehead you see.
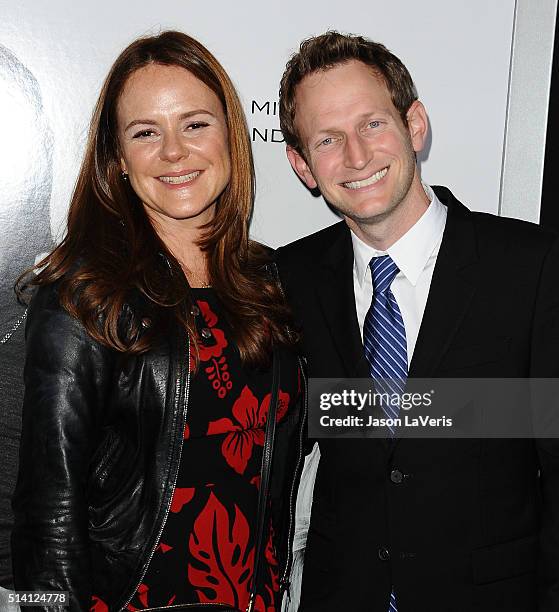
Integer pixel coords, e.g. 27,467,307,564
298,60,385,89
293,61,394,132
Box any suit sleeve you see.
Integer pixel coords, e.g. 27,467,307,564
530,235,559,610
11,285,114,612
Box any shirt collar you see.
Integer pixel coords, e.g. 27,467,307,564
352,183,448,287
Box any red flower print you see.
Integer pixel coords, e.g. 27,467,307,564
157,542,173,553
270,389,290,424
126,584,176,610
207,386,290,475
188,492,254,609
197,301,228,361
170,487,196,513
265,528,280,596
205,355,232,399
90,596,108,612
189,300,233,397
126,583,148,610
184,423,190,439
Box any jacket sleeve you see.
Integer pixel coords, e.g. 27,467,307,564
11,284,115,612
531,235,559,611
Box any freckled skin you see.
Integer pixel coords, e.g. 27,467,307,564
118,64,231,235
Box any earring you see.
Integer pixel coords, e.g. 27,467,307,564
121,171,128,181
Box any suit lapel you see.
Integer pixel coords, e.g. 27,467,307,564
315,223,370,378
409,190,480,378
381,190,481,455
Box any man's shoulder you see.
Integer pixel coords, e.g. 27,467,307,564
470,207,557,259
277,220,348,266
435,185,558,253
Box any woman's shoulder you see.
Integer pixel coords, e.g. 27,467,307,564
26,277,146,350
26,281,94,354
248,240,279,276
249,240,275,260
27,280,65,318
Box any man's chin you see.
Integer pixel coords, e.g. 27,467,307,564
339,203,397,227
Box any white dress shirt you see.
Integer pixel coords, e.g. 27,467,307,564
351,184,447,365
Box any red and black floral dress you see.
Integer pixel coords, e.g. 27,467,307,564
125,288,298,612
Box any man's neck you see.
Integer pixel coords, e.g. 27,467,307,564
346,182,430,251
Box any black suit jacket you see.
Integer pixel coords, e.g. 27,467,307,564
276,187,559,612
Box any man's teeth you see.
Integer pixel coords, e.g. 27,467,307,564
344,167,388,190
159,171,200,184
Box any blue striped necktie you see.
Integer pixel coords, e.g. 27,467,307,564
363,255,407,612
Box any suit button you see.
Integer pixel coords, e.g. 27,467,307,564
390,469,403,484
378,547,390,561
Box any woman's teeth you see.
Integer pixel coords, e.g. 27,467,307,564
159,171,200,184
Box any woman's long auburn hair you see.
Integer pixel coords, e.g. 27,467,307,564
19,31,294,365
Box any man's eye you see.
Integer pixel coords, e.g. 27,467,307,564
368,120,381,128
320,137,333,146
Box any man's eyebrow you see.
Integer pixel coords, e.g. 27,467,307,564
311,109,393,136
123,109,216,132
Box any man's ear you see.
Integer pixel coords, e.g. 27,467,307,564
406,100,429,154
286,146,318,190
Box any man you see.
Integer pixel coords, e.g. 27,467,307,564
0,44,53,610
276,32,559,611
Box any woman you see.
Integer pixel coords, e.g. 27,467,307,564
12,31,305,612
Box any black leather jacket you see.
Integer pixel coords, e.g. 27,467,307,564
12,282,306,611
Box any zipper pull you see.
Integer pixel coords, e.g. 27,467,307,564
246,592,256,612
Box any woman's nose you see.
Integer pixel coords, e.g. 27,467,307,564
160,132,188,163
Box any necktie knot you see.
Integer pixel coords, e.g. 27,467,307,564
369,255,399,294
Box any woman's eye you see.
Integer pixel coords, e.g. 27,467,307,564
320,137,333,146
132,129,156,139
186,122,209,130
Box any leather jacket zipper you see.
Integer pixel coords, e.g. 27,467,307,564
269,262,309,595
280,355,308,593
119,335,192,611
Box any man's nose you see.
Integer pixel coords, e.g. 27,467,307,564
344,133,369,170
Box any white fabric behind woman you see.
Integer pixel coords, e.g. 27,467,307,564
282,443,320,612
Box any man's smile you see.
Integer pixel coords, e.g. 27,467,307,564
343,166,388,190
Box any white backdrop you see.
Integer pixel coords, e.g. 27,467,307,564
0,0,520,248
